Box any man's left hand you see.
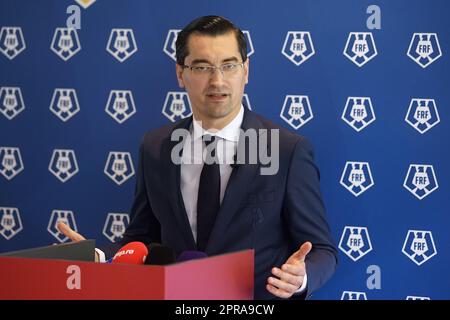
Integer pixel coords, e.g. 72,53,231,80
266,241,312,298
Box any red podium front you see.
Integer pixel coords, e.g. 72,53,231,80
0,249,254,300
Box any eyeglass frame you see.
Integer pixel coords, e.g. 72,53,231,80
181,62,245,76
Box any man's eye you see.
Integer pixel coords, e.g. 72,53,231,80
222,64,236,71
194,66,210,72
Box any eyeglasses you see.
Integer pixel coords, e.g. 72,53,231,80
182,62,244,77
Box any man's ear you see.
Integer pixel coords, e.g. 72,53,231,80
176,64,185,88
244,58,249,85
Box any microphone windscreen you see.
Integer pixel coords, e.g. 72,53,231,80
144,243,176,265
177,250,207,262
112,241,148,265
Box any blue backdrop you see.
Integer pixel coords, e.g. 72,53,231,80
1,0,449,300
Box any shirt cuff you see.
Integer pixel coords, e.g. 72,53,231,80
94,248,106,263
295,273,308,293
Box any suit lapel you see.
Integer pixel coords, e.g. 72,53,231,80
161,116,197,249
206,109,266,252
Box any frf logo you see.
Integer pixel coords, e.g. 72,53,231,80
341,291,367,300
50,28,81,61
242,30,255,57
0,87,25,120
243,93,252,110
162,92,192,122
0,147,24,180
281,31,315,66
49,89,80,122
343,32,377,67
402,230,437,266
406,296,430,300
49,149,79,183
407,33,442,68
280,95,313,130
48,210,77,243
103,213,130,242
107,28,137,63
0,27,26,60
339,226,373,261
342,97,376,132
0,207,23,240
340,161,374,196
403,164,438,200
104,152,135,185
405,98,440,134
105,90,136,124
163,29,181,61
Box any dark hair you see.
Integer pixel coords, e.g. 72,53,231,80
175,15,247,65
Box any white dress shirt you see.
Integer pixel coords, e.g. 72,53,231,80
180,105,244,243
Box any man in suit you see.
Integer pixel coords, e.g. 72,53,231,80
58,15,337,300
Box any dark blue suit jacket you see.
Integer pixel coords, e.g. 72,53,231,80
102,108,338,299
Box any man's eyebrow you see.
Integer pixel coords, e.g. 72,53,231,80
190,59,212,65
190,57,240,65
222,57,240,63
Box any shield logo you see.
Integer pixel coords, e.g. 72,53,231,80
280,95,313,129
0,147,24,180
107,28,138,62
341,291,367,300
48,149,79,183
0,27,26,60
162,92,192,122
403,164,438,200
339,226,373,261
163,29,181,61
405,98,440,134
0,87,25,120
49,88,80,122
340,161,374,196
103,213,130,242
0,207,23,240
105,90,136,124
47,210,78,243
343,32,377,67
407,33,442,68
50,27,81,61
282,31,315,66
342,97,376,132
104,152,135,185
402,230,437,266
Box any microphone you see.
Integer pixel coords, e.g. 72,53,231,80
177,250,207,262
111,241,148,265
144,243,176,265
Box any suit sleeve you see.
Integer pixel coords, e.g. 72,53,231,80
283,137,338,298
99,134,161,258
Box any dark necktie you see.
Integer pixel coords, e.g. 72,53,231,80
196,135,220,251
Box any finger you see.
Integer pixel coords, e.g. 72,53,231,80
272,267,303,287
57,221,85,242
266,283,292,299
267,276,299,293
290,241,312,262
280,263,306,277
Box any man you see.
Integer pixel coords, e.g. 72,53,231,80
58,15,337,299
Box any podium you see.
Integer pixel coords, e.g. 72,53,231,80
0,249,254,300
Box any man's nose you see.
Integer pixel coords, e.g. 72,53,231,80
208,67,225,84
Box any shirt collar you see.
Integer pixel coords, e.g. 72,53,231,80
192,105,244,142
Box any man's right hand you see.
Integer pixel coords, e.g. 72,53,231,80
57,221,99,262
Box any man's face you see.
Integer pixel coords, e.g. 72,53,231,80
176,32,249,126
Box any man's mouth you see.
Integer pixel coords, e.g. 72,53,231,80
206,93,229,101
